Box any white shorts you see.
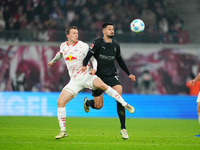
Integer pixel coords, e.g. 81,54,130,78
63,72,98,97
197,91,200,102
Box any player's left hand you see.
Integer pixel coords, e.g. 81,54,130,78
129,74,136,82
90,69,96,75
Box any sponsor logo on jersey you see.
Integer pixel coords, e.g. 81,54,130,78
99,54,115,61
65,55,77,62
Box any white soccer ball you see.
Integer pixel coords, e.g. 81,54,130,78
130,19,145,33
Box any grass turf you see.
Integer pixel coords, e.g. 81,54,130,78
0,116,200,150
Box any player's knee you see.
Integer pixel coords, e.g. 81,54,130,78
57,100,65,107
197,106,200,113
95,102,103,109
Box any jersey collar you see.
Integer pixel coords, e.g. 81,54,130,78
66,40,78,46
103,37,112,44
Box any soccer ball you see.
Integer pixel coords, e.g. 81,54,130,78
130,19,145,33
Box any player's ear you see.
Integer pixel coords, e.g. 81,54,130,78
102,29,105,34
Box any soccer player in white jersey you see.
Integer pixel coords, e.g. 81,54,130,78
48,26,135,139
190,73,200,137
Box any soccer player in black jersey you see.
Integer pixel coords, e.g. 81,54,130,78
81,22,136,139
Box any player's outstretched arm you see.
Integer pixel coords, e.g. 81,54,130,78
116,56,136,82
48,52,63,67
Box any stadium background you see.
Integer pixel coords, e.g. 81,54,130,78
0,0,200,119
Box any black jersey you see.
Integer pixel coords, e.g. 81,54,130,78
90,38,120,76
83,38,130,77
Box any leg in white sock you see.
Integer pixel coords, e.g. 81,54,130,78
105,86,127,107
57,107,66,131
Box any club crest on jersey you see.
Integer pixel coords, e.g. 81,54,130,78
65,55,77,62
114,46,117,52
90,44,94,49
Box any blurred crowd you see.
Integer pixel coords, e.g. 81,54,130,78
0,0,188,43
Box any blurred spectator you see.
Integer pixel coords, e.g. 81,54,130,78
158,16,169,42
174,17,184,32
0,11,6,40
137,70,156,94
0,0,187,43
186,73,200,96
0,12,5,31
186,80,200,96
12,70,26,91
141,5,157,33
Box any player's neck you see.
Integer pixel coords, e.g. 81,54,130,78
67,40,78,46
103,37,112,43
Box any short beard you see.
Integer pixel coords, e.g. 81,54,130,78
108,35,114,38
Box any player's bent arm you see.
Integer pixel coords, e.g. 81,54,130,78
83,50,94,67
50,52,63,64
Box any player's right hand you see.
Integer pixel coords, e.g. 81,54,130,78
48,61,54,67
81,66,87,72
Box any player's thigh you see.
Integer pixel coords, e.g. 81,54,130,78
64,79,83,97
57,89,74,107
92,77,108,91
112,85,122,95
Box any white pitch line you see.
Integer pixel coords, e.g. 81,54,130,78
0,142,199,146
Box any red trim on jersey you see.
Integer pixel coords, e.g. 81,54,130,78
73,41,78,46
66,41,78,47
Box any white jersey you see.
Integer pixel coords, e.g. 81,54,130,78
59,40,91,79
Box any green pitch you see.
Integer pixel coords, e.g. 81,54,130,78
0,117,200,150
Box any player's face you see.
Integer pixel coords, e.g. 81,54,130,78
67,29,78,43
103,25,114,38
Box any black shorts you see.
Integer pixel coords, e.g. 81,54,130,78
92,75,121,97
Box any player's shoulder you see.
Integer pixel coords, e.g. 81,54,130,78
78,40,89,48
112,39,120,47
93,38,103,45
78,40,88,47
60,41,67,49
